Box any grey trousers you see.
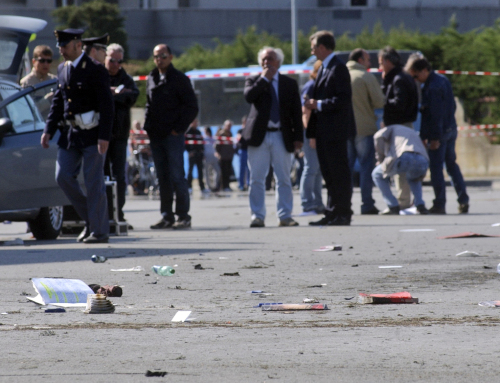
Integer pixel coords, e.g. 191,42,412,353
56,145,109,236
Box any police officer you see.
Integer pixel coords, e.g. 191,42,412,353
82,33,109,64
41,29,114,244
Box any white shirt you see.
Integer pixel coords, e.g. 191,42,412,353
68,52,85,68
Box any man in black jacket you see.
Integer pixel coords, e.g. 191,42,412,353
185,118,206,193
378,46,419,212
105,43,139,223
145,44,199,229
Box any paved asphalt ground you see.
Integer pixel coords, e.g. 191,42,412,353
1,181,500,382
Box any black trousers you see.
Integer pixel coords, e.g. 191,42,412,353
187,152,205,190
219,158,233,189
316,138,352,217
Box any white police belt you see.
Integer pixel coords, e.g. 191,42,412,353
66,111,100,130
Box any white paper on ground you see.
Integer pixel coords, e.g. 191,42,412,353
294,211,316,217
27,278,93,306
399,229,436,232
171,311,192,322
110,266,144,272
399,206,417,215
378,265,403,269
313,245,342,252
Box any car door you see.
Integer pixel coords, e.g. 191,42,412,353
0,79,69,211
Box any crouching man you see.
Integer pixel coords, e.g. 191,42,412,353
371,125,429,215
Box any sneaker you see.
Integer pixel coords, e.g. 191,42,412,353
327,215,351,226
172,217,191,229
361,206,379,215
309,216,332,226
279,217,299,227
416,204,429,215
458,203,469,214
429,206,446,215
380,206,400,215
150,218,174,229
250,217,265,228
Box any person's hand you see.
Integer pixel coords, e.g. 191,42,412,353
43,92,54,100
293,141,303,151
98,139,109,155
171,130,179,136
304,99,318,110
429,140,440,150
262,65,277,81
41,133,50,149
309,138,316,149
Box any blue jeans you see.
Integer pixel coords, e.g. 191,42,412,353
238,149,249,189
56,145,109,236
150,134,190,221
372,152,428,208
106,138,128,221
247,131,294,221
428,129,469,208
300,132,324,212
348,135,376,213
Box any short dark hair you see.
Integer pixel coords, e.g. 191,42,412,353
349,48,365,63
33,45,53,59
378,46,401,67
310,30,335,51
409,58,432,72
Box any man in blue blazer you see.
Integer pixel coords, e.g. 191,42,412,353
243,47,303,228
305,30,356,226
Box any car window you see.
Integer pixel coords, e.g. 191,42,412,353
0,96,35,134
28,81,55,123
0,33,18,71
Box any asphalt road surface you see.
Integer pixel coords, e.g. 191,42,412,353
1,182,500,382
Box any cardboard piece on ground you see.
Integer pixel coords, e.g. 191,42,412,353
438,232,500,239
262,303,328,311
358,291,419,304
27,278,94,307
313,245,342,252
171,310,193,322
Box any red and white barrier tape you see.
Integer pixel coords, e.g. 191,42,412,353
457,124,500,131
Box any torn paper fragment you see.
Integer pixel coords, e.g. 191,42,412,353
171,311,192,322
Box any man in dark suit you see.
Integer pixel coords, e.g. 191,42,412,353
41,29,114,243
243,47,303,227
305,31,356,226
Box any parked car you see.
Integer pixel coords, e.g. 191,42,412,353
0,16,70,240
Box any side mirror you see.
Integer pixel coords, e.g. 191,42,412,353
0,118,14,144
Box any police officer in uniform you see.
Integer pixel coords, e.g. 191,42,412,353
41,29,114,244
82,33,109,64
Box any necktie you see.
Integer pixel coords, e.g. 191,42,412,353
67,62,73,82
269,78,280,124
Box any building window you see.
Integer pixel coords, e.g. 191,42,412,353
3,0,27,4
179,0,190,7
351,0,367,5
55,0,77,6
318,0,333,6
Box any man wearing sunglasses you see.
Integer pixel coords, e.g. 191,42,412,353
104,43,139,225
20,45,57,118
145,44,198,230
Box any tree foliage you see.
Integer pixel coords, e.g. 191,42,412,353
52,0,128,57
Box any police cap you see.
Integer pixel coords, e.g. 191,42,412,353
81,33,109,50
54,29,84,47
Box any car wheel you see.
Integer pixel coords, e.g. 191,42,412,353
205,161,221,192
28,206,63,240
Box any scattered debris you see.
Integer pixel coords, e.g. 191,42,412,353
45,306,66,313
262,303,329,311
84,294,115,314
484,266,493,269
313,245,342,252
438,232,500,239
91,255,107,263
110,266,144,272
145,370,167,377
88,284,123,297
399,229,435,232
248,290,265,294
358,292,419,304
303,298,319,303
456,250,481,257
0,238,24,246
253,303,283,308
171,311,193,322
378,265,403,269
307,284,326,288
40,330,56,336
478,301,500,307
27,278,94,307
351,264,359,267
194,264,205,270
221,272,240,276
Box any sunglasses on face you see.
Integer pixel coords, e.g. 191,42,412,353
36,58,52,64
109,58,123,64
153,54,169,59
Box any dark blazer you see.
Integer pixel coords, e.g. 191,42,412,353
306,55,356,141
243,73,303,153
45,53,114,149
381,65,418,126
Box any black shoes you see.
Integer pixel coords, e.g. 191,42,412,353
429,206,446,215
458,203,469,214
309,215,351,226
173,216,191,229
76,226,90,243
150,218,174,229
250,217,265,228
380,206,400,215
416,204,429,215
361,206,379,215
83,234,109,244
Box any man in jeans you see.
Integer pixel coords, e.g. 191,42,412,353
407,57,469,214
145,44,198,229
372,125,429,215
346,48,385,215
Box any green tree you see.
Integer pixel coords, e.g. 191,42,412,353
52,0,128,57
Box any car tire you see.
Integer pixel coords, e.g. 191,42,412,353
205,160,221,192
28,206,63,240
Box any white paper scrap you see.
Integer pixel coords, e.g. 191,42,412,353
399,229,436,232
171,311,192,322
27,278,93,307
313,245,342,252
378,265,403,269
